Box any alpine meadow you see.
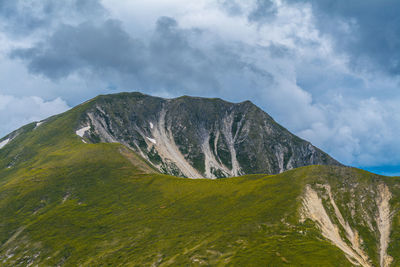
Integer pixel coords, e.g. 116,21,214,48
1,0,400,266
1,93,399,266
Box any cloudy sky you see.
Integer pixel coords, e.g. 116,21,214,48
1,0,400,175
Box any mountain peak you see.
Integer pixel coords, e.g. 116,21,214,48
74,92,341,178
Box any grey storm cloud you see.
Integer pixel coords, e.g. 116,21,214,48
219,0,277,23
0,0,105,36
10,16,274,96
283,0,400,75
217,0,244,16
11,19,143,80
248,0,277,23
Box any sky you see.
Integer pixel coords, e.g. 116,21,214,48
1,0,400,176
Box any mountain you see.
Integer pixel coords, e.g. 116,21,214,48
0,92,398,266
73,92,339,178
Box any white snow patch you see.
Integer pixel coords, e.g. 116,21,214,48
36,121,43,128
0,138,10,149
76,126,91,137
149,122,154,129
146,137,157,144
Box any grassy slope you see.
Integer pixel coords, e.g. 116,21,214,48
0,102,399,266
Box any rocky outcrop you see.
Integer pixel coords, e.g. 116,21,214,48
301,185,372,267
301,181,394,267
76,92,340,178
376,184,393,267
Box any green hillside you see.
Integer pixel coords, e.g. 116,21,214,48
0,97,399,266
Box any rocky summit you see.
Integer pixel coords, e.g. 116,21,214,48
75,92,340,178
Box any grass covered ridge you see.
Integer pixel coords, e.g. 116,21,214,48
0,99,399,266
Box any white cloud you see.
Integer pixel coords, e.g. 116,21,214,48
0,95,70,137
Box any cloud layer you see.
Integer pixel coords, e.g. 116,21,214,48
0,95,69,135
1,0,400,174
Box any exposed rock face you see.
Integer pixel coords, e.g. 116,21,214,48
301,180,394,267
77,92,340,178
376,184,393,267
302,185,372,267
